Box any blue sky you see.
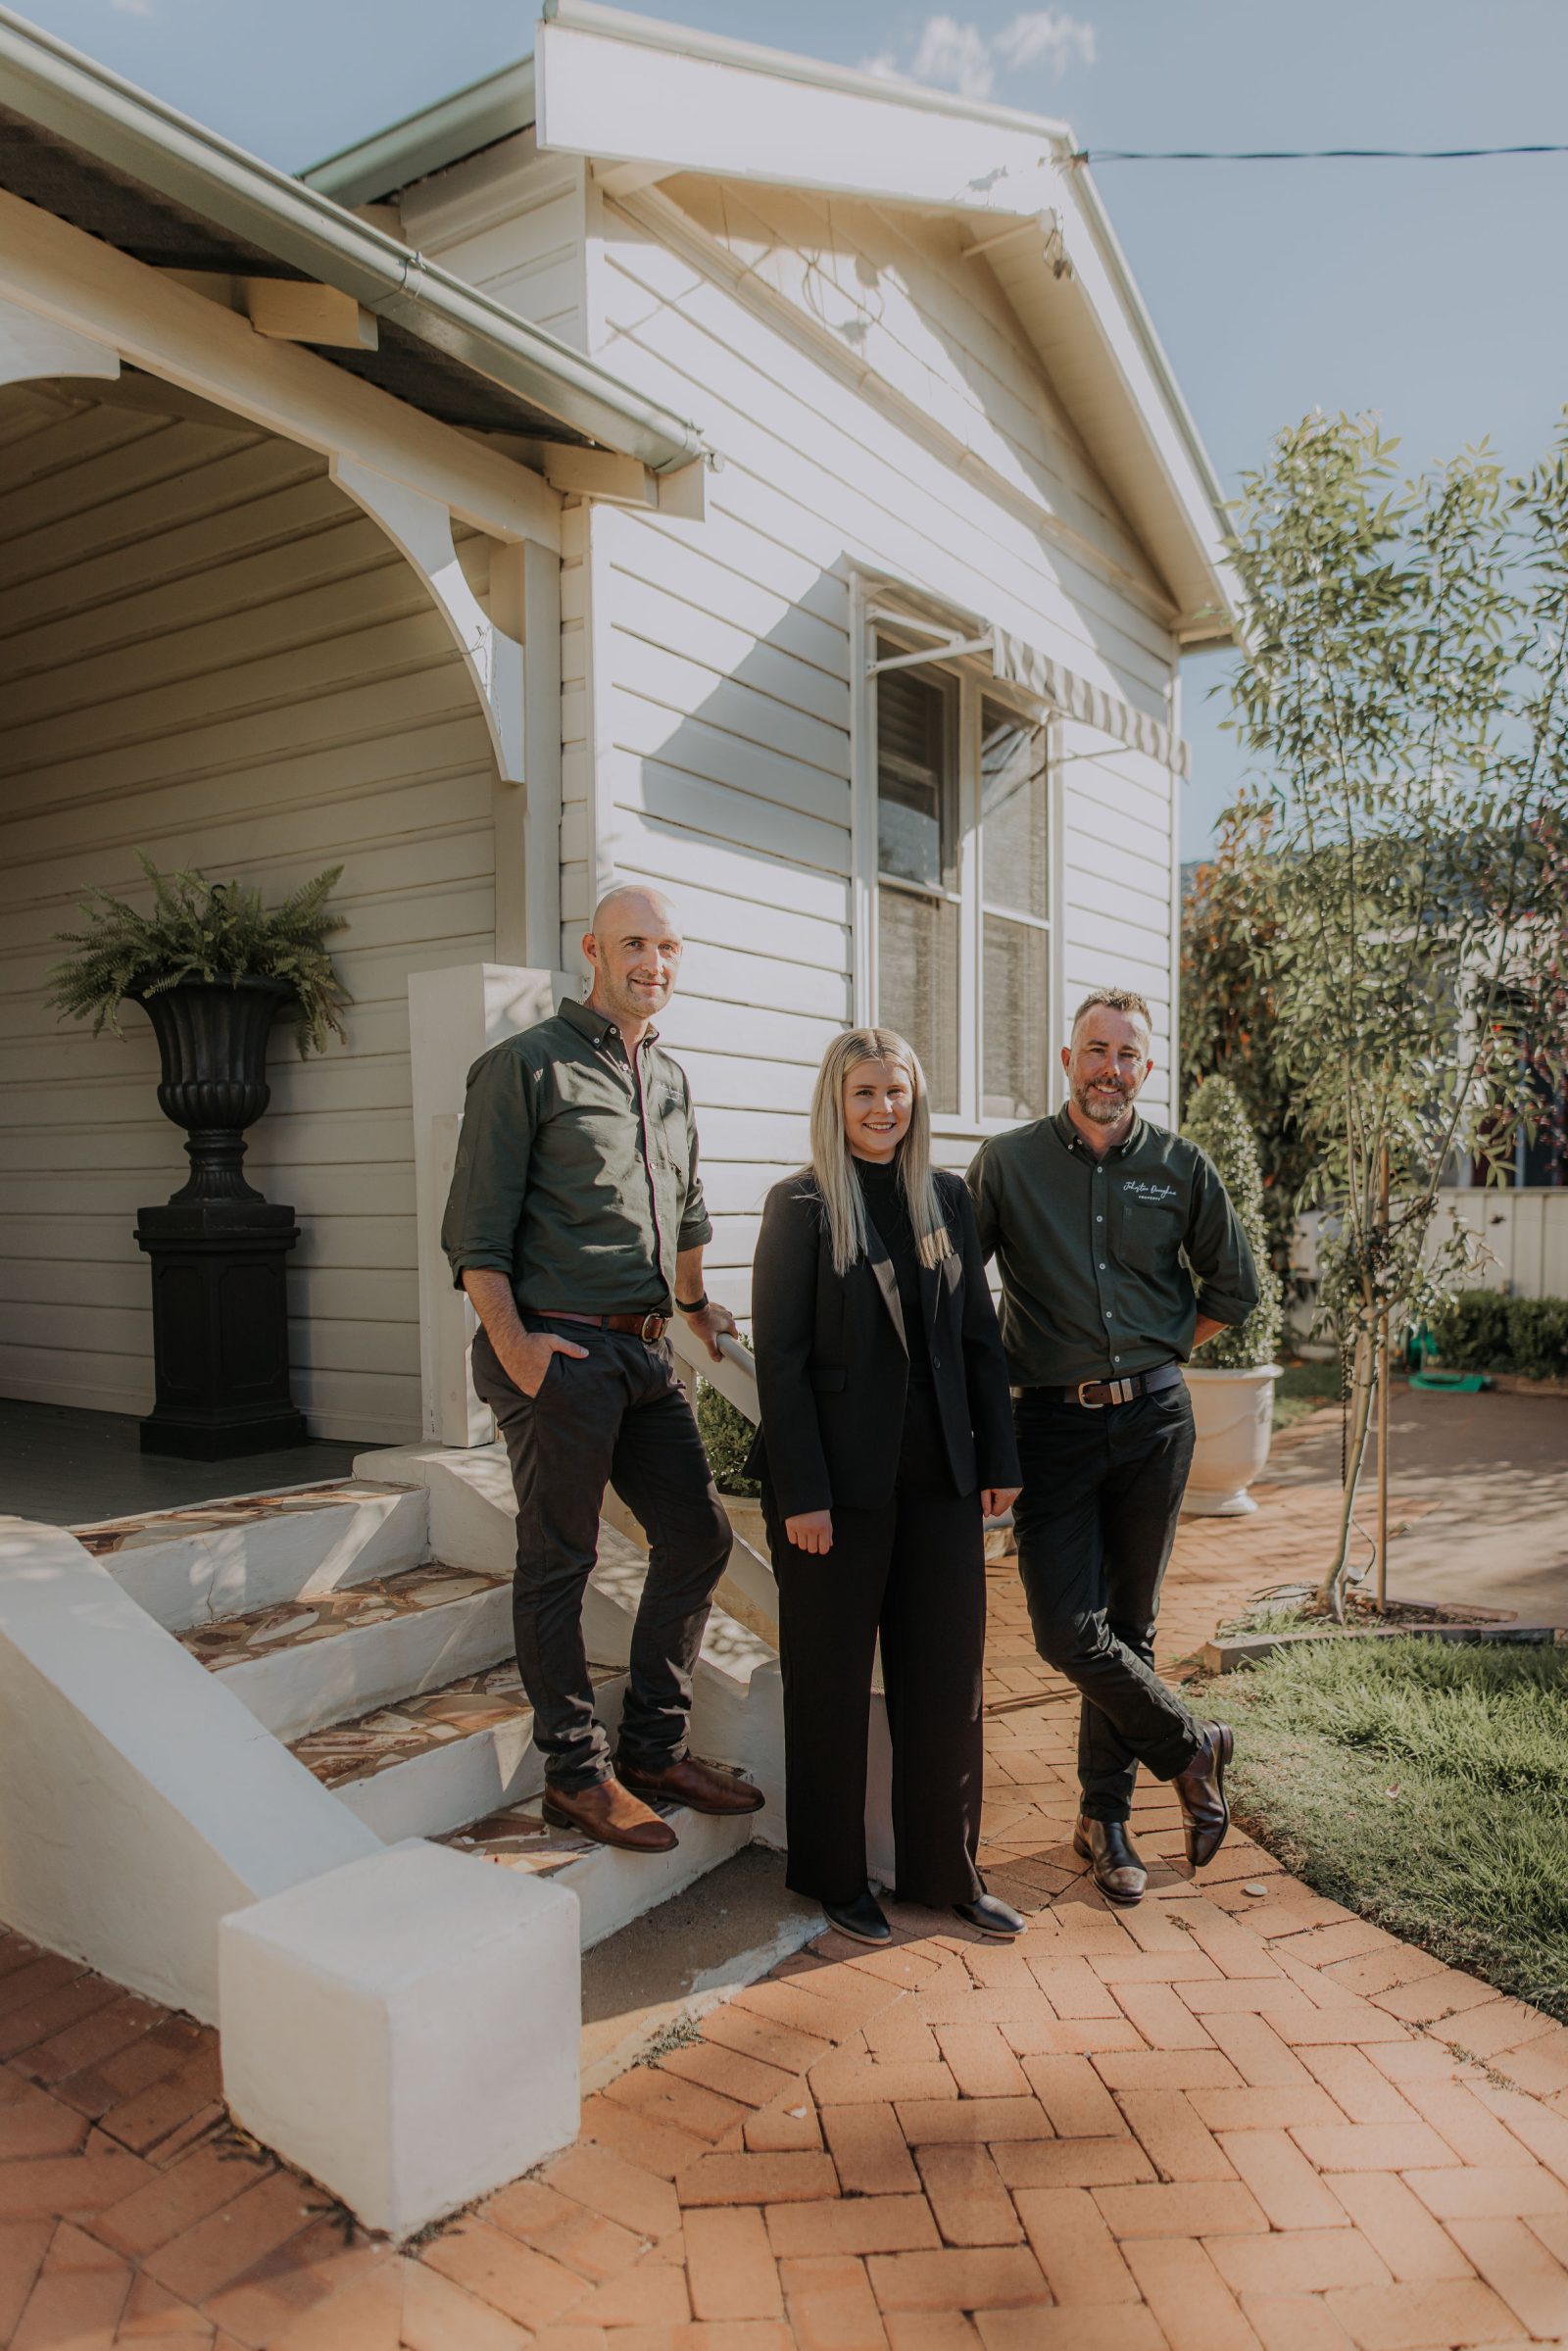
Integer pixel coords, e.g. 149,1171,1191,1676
19,0,1568,855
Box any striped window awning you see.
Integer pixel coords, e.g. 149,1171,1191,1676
864,586,1189,778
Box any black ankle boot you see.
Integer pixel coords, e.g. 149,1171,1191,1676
1073,1815,1148,1905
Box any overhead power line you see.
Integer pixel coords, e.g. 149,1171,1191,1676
1071,144,1568,165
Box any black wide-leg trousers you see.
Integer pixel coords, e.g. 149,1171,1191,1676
1012,1381,1201,1823
762,1387,985,1910
472,1319,733,1794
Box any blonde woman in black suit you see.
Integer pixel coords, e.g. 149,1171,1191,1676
748,1027,1024,1944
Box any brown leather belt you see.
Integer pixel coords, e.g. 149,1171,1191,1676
538,1308,669,1343
1031,1361,1185,1410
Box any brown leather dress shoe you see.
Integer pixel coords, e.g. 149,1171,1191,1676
1073,1816,1148,1906
617,1754,765,1816
1173,1722,1234,1868
541,1776,678,1853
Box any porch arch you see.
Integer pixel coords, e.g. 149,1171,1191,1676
0,367,523,1445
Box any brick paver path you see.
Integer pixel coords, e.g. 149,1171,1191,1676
6,1445,1568,2348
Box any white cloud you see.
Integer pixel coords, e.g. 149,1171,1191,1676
109,0,156,16
910,15,999,100
862,9,1095,100
996,11,1097,77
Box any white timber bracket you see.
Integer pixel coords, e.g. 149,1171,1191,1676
543,443,710,520
331,455,524,787
0,288,120,389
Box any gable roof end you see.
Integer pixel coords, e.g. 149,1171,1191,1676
534,0,1234,640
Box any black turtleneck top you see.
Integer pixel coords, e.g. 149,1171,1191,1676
854,1155,932,1387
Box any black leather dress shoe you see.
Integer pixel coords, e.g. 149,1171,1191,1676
1174,1722,1234,1868
1073,1815,1148,1906
822,1886,892,1945
953,1890,1026,1940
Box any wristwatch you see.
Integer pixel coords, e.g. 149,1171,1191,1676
676,1292,708,1314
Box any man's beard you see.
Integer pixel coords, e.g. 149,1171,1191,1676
1074,1078,1132,1125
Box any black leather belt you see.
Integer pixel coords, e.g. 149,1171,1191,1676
1030,1361,1185,1409
538,1308,668,1343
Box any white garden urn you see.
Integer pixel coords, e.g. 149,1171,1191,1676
1181,1363,1282,1516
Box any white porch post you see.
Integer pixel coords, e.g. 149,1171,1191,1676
408,964,575,1445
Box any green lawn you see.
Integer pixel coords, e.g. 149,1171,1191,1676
1272,1357,1342,1433
1210,1636,1568,2023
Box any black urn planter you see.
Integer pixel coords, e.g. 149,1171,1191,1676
133,978,308,1459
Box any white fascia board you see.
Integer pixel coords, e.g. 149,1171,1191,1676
1045,173,1235,635
536,18,1065,217
1063,166,1234,612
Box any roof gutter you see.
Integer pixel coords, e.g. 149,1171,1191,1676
0,8,708,472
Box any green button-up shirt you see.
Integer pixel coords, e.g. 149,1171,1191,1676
967,1105,1259,1390
441,997,712,1314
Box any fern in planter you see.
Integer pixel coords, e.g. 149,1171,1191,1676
48,853,350,1057
1182,1074,1283,1369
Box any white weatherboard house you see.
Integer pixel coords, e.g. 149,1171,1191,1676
0,2,1235,2236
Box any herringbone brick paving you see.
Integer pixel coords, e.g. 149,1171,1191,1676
4,1444,1568,2347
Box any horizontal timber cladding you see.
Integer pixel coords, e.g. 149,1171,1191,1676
554,180,1181,1308
399,130,590,355
0,380,501,1445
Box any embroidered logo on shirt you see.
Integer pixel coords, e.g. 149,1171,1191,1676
1124,1179,1179,1206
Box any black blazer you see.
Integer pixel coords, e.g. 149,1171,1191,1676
746,1167,1021,1518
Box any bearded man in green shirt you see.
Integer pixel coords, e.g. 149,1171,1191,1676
968,988,1259,1906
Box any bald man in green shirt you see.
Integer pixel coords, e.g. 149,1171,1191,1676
968,987,1259,1906
443,886,763,1857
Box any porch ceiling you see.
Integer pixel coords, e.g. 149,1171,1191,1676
0,108,590,443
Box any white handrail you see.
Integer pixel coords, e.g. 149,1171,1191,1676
669,1320,760,1424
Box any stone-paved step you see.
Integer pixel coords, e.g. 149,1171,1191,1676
74,1479,429,1633
288,1658,627,1843
175,1558,511,1742
442,1790,756,1952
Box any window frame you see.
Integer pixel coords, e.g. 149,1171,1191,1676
855,590,1062,1138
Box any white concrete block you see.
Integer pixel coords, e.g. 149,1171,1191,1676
220,1838,580,2239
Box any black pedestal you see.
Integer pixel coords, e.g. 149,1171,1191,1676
136,1200,307,1458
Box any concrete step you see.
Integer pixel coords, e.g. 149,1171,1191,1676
176,1558,512,1742
441,1789,758,1953
289,1658,628,1844
74,1479,430,1634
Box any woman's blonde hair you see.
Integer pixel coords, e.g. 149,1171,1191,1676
808,1027,953,1276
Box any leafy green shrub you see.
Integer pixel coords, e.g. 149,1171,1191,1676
1509,1298,1568,1382
1431,1289,1568,1381
1429,1290,1513,1371
696,1335,760,1495
49,852,350,1057
1181,1074,1283,1369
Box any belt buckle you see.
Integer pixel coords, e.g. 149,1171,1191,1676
1075,1380,1106,1409
639,1311,666,1344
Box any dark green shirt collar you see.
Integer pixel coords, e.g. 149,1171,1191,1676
557,996,660,1051
1053,1102,1146,1162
